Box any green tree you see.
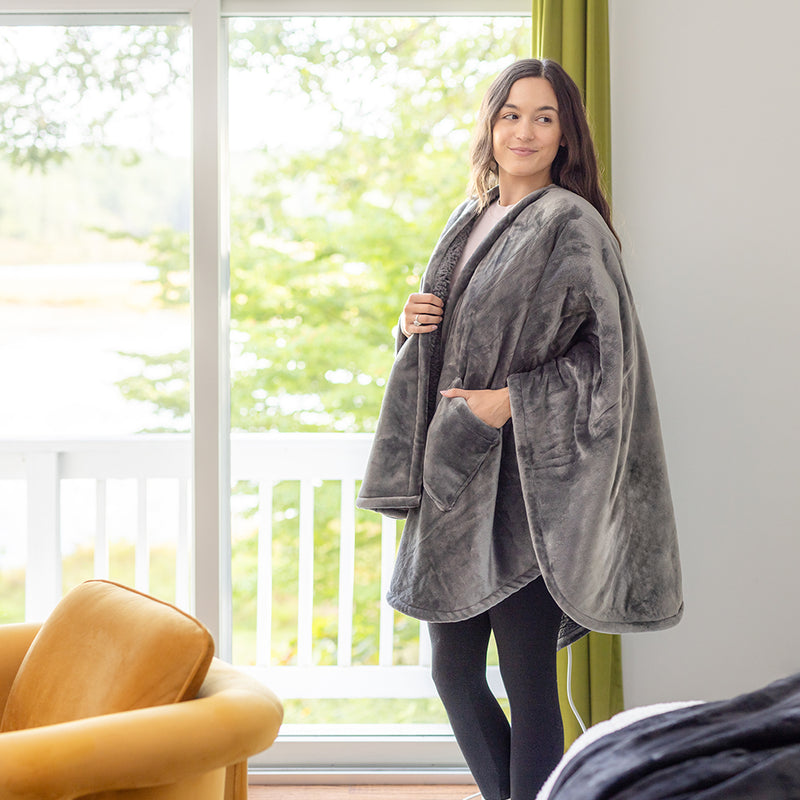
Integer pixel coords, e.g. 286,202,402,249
0,25,188,170
118,17,531,433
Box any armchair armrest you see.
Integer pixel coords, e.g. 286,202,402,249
0,659,283,800
0,624,41,717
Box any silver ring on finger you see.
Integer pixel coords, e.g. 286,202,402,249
413,315,421,326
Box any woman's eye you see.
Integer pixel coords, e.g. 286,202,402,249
502,112,519,120
536,116,552,124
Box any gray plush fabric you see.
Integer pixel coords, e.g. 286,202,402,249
357,185,683,641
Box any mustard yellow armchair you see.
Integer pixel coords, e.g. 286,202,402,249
0,581,283,800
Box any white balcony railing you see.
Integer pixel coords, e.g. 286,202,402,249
0,434,509,714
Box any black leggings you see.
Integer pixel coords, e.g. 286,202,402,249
428,578,563,800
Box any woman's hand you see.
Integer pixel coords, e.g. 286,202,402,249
401,293,444,336
440,386,511,429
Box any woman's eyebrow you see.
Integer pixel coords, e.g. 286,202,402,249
501,102,559,113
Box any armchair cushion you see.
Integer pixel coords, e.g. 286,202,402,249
0,580,214,732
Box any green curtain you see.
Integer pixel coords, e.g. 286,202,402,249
556,631,624,746
532,0,612,191
531,0,624,748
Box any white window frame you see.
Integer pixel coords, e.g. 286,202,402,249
0,0,530,781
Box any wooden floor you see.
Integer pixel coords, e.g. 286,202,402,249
248,786,480,799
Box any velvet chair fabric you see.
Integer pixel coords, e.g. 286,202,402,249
0,581,283,800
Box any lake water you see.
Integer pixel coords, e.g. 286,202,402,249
0,263,190,569
0,263,188,436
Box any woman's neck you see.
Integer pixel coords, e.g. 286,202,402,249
497,174,552,207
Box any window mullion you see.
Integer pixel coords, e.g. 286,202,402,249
190,0,232,658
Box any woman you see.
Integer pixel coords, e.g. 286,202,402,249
357,59,682,800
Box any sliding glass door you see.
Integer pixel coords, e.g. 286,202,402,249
0,0,532,776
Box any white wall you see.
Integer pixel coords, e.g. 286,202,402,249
609,0,800,708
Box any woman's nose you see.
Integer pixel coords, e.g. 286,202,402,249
515,120,535,140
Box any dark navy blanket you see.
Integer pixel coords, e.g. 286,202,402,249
547,671,800,799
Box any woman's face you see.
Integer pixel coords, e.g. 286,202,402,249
492,76,564,202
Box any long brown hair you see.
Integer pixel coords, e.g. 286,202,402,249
468,58,618,243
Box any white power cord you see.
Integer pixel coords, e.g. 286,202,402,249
565,643,587,734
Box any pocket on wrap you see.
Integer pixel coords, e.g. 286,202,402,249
423,387,502,513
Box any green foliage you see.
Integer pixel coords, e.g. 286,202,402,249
0,17,532,432
0,566,24,623
230,481,419,669
100,226,190,304
117,17,531,433
227,18,531,433
0,26,188,170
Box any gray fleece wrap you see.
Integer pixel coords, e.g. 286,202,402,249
357,186,683,642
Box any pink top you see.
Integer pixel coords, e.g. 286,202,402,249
449,198,515,289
